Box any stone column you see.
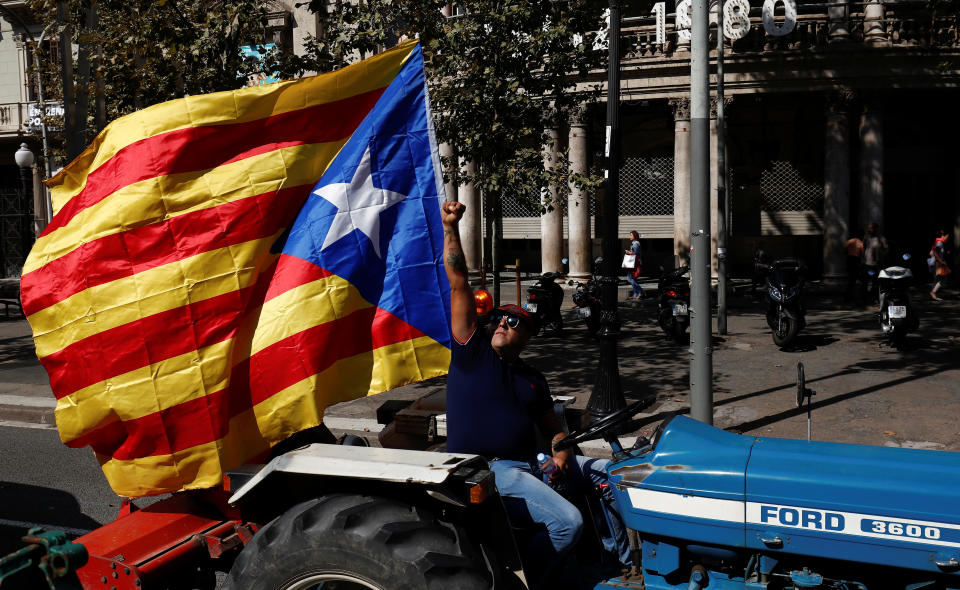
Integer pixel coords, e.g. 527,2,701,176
14,34,30,103
675,0,692,52
670,98,692,267
458,158,482,276
567,109,592,280
439,142,457,202
823,91,853,284
828,0,850,42
863,0,887,45
858,100,884,231
541,127,563,274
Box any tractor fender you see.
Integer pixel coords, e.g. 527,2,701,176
228,444,487,505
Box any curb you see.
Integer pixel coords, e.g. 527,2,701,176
0,394,56,427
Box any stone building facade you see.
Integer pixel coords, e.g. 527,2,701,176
472,0,960,280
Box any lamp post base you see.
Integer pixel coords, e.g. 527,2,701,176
586,276,626,423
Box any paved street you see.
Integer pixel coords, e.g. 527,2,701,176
0,425,117,556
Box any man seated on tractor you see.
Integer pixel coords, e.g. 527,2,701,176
440,201,629,588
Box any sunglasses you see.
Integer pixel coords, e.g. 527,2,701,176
490,314,525,330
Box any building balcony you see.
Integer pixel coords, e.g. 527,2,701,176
0,102,30,138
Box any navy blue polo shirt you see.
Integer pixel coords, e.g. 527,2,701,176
446,326,552,461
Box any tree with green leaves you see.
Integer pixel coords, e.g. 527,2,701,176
28,0,605,305
270,0,606,304
27,0,273,164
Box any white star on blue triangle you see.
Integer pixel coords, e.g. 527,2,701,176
313,147,408,259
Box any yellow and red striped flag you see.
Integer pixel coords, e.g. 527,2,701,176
21,41,453,498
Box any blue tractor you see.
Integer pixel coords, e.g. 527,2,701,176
587,412,960,589
217,398,960,590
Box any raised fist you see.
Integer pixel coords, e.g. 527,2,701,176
441,201,466,226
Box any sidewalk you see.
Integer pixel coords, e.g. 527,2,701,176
0,318,55,426
2,282,959,455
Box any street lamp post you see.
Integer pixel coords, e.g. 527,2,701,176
689,0,713,424
585,0,627,422
14,143,36,276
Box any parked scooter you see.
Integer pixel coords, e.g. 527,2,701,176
878,253,919,347
568,275,602,336
765,258,807,348
657,266,690,343
525,272,564,334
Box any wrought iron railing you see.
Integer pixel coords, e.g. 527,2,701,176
621,1,960,60
0,103,27,132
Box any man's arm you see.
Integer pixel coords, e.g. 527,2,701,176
441,201,477,343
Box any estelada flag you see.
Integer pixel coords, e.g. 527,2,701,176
21,40,452,498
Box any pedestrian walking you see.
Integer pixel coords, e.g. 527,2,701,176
845,233,864,301
861,223,888,305
930,229,951,301
625,231,643,299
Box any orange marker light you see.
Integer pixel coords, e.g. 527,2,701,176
474,289,494,316
469,483,489,504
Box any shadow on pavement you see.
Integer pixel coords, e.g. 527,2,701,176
0,482,101,556
727,345,958,433
0,334,39,366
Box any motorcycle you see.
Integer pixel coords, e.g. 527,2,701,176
656,266,690,343
765,258,807,348
525,272,564,334
878,253,919,347
568,275,602,336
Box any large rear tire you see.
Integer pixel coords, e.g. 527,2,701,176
772,316,799,348
225,494,492,590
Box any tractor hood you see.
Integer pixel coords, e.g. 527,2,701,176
609,415,960,576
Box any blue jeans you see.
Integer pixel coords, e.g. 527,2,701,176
627,274,643,297
490,456,630,585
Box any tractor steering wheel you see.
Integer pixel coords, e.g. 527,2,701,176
554,400,649,451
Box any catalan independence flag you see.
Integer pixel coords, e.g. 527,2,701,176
21,41,452,498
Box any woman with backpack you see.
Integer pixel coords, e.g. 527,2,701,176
930,229,951,301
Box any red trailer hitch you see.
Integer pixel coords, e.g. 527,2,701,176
72,489,257,589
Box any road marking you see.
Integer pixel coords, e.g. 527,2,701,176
0,394,56,408
0,420,56,430
0,518,92,537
